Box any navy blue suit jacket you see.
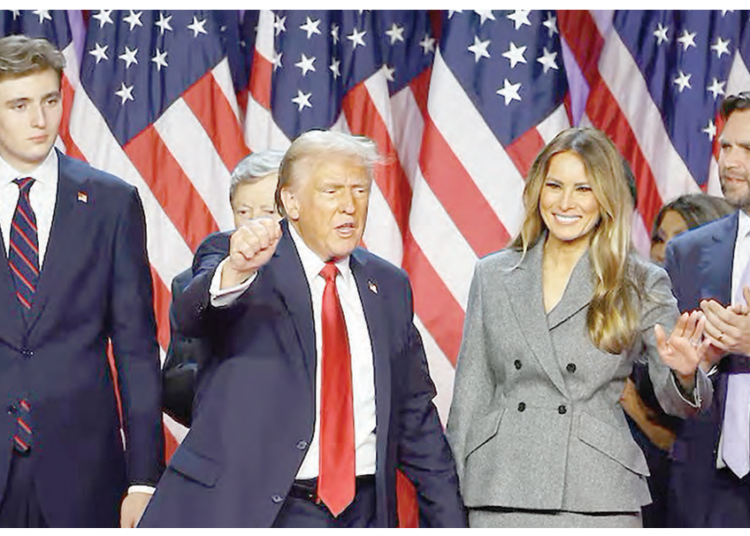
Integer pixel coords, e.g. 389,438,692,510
162,232,231,426
0,152,164,527
140,221,465,527
665,211,750,527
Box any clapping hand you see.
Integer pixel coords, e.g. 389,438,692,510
700,286,750,358
654,310,706,392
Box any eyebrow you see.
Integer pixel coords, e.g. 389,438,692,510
545,176,590,185
6,97,29,106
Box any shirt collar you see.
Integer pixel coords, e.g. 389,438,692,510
287,221,353,287
738,209,750,242
0,149,58,187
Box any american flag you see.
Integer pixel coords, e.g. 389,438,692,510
3,8,750,525
559,10,749,252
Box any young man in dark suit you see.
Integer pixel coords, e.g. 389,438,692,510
140,130,465,527
0,35,163,527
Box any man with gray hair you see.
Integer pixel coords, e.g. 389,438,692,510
141,130,465,528
162,149,285,427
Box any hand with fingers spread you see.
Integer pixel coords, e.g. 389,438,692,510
699,285,750,357
654,310,706,392
221,217,282,289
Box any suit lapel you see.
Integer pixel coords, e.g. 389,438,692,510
25,153,84,333
546,251,593,330
268,220,317,385
350,250,391,450
697,212,737,305
505,239,570,397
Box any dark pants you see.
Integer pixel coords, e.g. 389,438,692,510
0,451,47,528
272,476,377,528
668,464,750,528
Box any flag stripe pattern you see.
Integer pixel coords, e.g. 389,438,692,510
4,10,750,503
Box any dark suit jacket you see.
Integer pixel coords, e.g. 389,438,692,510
0,152,164,527
665,211,750,527
140,221,465,527
162,232,231,427
162,269,206,427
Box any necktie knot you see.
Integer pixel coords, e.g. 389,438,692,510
13,177,35,194
320,262,339,283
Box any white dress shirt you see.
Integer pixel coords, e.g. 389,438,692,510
731,210,750,304
210,224,378,478
0,151,58,265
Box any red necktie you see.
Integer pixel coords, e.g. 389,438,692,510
317,262,355,517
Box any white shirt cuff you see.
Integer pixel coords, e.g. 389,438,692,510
128,485,155,495
209,257,257,307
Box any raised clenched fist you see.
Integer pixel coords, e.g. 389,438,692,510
221,217,282,289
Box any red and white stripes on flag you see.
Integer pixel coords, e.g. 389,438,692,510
10,8,750,476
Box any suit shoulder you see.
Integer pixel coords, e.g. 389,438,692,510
196,231,232,255
628,252,668,285
669,213,735,254
61,153,134,194
353,247,409,284
476,247,523,274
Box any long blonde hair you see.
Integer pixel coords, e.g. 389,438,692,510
511,127,638,354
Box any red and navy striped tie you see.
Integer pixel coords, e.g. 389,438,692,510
8,177,39,315
13,399,32,453
8,178,37,453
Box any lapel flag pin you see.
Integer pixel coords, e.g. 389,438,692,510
77,191,88,203
368,280,378,294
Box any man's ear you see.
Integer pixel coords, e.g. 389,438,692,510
281,187,300,220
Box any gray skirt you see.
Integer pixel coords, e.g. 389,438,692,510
468,507,643,528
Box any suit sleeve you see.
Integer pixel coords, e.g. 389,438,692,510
640,264,713,418
109,187,165,486
173,232,243,342
163,271,190,374
394,275,466,527
445,261,494,486
664,239,687,311
162,270,198,427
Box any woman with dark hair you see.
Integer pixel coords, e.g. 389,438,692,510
447,127,713,528
650,193,734,265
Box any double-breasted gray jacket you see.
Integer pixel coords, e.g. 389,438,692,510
446,238,712,513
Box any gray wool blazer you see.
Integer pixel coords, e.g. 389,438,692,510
446,238,713,514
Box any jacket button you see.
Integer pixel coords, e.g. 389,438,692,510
566,363,576,373
517,402,526,412
7,405,16,415
558,405,567,415
296,440,308,450
271,494,284,504
514,360,522,370
22,349,33,358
